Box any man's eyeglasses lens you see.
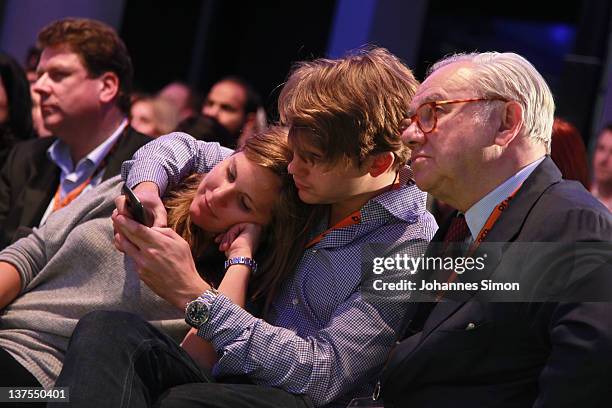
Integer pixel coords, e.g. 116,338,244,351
417,104,435,133
399,98,508,136
399,104,435,135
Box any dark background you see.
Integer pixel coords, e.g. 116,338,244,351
121,0,336,118
118,0,611,148
1,0,610,147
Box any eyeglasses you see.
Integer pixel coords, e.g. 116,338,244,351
399,97,508,135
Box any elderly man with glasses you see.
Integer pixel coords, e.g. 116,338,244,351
378,52,612,407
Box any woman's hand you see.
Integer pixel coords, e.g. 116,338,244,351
215,223,263,258
114,181,168,228
112,213,209,309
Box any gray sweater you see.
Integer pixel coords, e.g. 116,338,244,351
0,176,188,388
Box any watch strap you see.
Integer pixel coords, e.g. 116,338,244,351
184,288,219,328
200,287,219,306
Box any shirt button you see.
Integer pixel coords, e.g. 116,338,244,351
465,322,476,331
292,298,299,305
312,249,317,254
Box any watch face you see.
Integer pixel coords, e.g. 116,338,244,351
186,300,210,327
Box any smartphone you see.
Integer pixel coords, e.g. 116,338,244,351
121,183,152,226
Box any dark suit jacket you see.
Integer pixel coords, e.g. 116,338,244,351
380,157,612,407
0,127,150,249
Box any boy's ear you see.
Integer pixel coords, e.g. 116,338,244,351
368,152,394,177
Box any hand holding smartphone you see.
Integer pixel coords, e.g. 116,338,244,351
121,183,153,226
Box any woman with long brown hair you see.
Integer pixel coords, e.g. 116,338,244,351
0,126,312,388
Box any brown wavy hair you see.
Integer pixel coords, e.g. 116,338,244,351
278,46,418,170
37,18,133,113
163,126,316,313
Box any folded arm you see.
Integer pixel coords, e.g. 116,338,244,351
121,132,233,195
118,133,233,227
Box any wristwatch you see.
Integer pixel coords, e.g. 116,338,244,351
224,256,258,274
185,288,219,328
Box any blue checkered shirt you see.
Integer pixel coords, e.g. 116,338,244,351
122,132,438,407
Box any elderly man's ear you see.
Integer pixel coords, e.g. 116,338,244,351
494,100,523,147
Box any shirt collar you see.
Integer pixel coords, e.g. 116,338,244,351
362,165,427,223
47,118,128,175
464,156,545,240
309,165,428,249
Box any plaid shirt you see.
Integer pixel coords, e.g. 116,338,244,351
122,133,438,407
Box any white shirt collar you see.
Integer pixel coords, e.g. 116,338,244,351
464,156,545,240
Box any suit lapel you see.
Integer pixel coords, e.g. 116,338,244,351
101,127,151,181
483,157,561,243
382,157,566,395
418,157,562,338
411,213,470,338
12,129,149,232
20,155,59,227
102,126,129,181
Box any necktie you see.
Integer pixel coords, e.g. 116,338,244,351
439,214,471,286
443,214,470,244
402,215,471,337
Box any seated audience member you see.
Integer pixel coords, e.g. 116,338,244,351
0,127,309,390
0,52,35,164
592,123,612,211
30,89,52,138
176,114,233,147
201,76,264,148
129,93,152,135
24,46,41,84
52,47,436,408
381,52,612,407
130,95,180,138
0,18,150,250
23,46,52,138
158,81,200,122
551,117,590,188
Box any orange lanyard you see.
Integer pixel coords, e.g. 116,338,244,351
305,210,361,248
52,130,125,212
470,182,523,252
444,183,523,288
304,175,402,249
52,176,95,211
